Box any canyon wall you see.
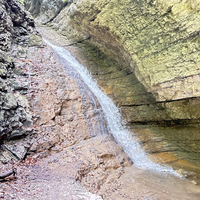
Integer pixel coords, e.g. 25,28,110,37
0,0,36,144
22,0,200,163
45,0,200,124
0,2,131,193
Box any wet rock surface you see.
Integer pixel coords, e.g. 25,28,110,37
33,0,200,166
0,22,132,199
1,139,200,200
37,26,200,171
35,26,200,199
45,0,200,125
0,156,103,200
0,0,200,199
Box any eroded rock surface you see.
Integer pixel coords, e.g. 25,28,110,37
0,1,200,198
0,1,132,198
0,24,132,198
36,26,200,169
24,0,200,164
44,0,200,124
28,0,200,166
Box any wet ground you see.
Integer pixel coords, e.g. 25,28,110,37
0,153,102,200
1,147,200,200
131,124,200,186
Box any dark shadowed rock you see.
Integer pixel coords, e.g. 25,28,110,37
0,0,37,163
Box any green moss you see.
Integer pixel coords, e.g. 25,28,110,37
0,69,6,75
19,0,24,4
80,41,155,105
29,34,43,46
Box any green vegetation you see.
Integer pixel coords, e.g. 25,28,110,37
19,0,24,4
29,34,43,46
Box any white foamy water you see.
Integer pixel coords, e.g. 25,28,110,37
44,39,180,176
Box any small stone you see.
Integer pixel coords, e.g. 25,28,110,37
176,169,186,177
3,93,18,110
190,180,197,185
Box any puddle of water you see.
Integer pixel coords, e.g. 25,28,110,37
130,124,200,193
119,166,200,200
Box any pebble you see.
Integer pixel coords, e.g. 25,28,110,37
190,180,197,185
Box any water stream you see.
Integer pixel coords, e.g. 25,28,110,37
43,39,179,176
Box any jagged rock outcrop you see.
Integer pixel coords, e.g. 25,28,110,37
0,0,39,161
24,0,68,25
45,0,200,124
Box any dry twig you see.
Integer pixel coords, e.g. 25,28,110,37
0,168,17,181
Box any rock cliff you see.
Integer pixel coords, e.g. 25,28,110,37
46,0,200,124
1,1,200,198
0,0,36,152
23,0,200,168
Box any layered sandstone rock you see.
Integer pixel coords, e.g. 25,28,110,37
28,0,200,164
45,0,200,124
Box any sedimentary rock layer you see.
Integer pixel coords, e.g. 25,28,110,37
47,0,200,124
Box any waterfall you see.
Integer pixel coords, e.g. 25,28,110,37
43,39,180,176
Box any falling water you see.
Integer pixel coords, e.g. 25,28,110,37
44,39,180,176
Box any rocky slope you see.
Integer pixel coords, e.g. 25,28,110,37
23,0,200,165
1,22,199,199
0,1,132,199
